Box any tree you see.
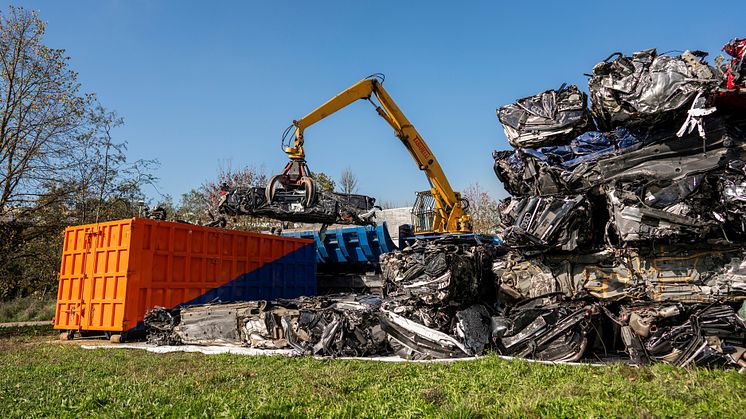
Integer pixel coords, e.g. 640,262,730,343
0,7,91,218
0,103,157,299
0,7,158,298
196,163,274,232
462,183,500,235
309,171,335,193
174,188,209,224
339,167,358,194
61,104,157,224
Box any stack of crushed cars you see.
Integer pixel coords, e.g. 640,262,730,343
491,38,746,368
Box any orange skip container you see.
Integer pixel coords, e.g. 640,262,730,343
54,218,315,336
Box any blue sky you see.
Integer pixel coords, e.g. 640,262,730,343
3,0,743,205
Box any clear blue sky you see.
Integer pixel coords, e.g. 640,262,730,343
3,0,743,205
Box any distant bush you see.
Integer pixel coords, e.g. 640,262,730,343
0,295,56,323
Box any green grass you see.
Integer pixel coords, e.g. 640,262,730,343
0,328,744,418
0,323,55,339
0,295,56,323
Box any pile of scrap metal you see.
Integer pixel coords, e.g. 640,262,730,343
217,183,378,226
490,37,746,369
379,236,501,359
145,294,388,357
144,236,504,360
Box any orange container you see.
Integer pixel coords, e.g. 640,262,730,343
54,218,315,335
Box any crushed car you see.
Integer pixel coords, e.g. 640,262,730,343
217,184,379,226
145,294,388,357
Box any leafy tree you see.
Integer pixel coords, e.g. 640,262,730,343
61,105,157,224
0,104,157,298
0,7,91,217
174,189,209,224
309,171,336,193
0,7,157,298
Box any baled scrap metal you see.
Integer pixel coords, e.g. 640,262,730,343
493,246,746,304
491,89,746,367
174,302,256,345
333,38,746,366
283,295,387,357
604,179,718,244
379,237,500,358
493,115,746,199
493,108,746,250
493,128,642,191
614,304,746,367
145,295,388,357
490,295,599,363
588,48,719,130
488,243,746,367
379,305,470,359
379,302,492,360
497,194,593,252
492,250,627,301
380,237,498,306
144,307,181,346
600,159,746,245
146,302,275,347
496,84,595,148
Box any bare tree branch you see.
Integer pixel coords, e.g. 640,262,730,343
339,166,358,194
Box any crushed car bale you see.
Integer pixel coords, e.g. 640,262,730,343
379,236,500,359
144,306,181,346
146,295,388,358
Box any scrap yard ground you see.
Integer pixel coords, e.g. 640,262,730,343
0,326,743,417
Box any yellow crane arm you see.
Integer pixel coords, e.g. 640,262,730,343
284,76,471,234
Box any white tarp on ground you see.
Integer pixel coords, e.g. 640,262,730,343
81,343,294,356
79,342,609,366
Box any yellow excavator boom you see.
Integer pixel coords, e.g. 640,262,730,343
282,75,471,235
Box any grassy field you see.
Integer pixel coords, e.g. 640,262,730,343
0,296,56,323
0,326,744,418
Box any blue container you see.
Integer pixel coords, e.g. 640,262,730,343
283,222,397,267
